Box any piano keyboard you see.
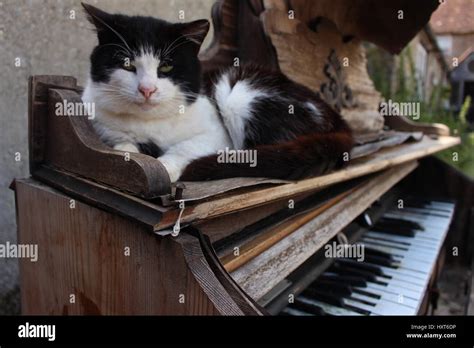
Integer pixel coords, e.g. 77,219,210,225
281,198,455,316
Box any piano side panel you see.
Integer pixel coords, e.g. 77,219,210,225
195,232,267,315
14,179,240,315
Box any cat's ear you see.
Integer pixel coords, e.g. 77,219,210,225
82,3,115,33
179,19,210,47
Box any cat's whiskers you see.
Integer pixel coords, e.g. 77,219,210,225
161,33,199,59
97,43,131,57
160,35,186,59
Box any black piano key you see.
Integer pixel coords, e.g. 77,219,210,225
344,305,371,315
309,278,378,306
302,288,371,315
402,209,449,218
309,280,353,297
353,288,381,300
318,273,367,288
291,298,326,316
349,296,377,307
376,217,425,231
329,263,387,285
364,234,411,247
364,254,398,268
364,246,395,260
404,202,451,214
403,196,433,205
372,224,416,237
336,259,384,276
302,288,345,307
362,239,409,252
403,196,452,213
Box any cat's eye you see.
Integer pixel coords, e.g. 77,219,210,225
121,59,136,72
159,64,173,73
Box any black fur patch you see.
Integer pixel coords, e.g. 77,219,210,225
137,141,163,158
83,3,208,103
206,64,349,148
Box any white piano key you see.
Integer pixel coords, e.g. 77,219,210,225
385,208,452,222
393,201,455,212
378,222,447,238
361,281,421,301
360,242,438,267
349,292,417,315
384,212,451,231
402,207,452,217
371,265,428,285
373,276,424,292
343,297,415,316
359,243,439,270
353,287,419,308
364,231,439,248
361,238,438,257
361,241,439,262
340,298,377,314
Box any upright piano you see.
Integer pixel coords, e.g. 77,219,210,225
12,0,474,316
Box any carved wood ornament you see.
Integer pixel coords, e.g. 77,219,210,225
319,49,357,113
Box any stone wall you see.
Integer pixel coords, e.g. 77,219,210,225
0,0,215,314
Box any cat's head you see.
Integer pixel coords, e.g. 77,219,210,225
82,3,209,117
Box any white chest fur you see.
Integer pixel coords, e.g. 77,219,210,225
82,81,231,181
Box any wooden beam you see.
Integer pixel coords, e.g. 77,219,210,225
229,161,418,301
220,185,359,272
156,136,459,231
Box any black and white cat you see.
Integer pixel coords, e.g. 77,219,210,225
81,3,353,182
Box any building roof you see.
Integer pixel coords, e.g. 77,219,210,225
430,0,474,35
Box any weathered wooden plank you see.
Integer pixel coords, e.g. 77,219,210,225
230,161,418,301
175,131,422,203
156,136,459,231
197,191,313,244
220,186,358,272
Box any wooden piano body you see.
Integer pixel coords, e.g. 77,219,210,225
12,0,474,315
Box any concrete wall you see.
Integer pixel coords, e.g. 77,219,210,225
0,0,215,314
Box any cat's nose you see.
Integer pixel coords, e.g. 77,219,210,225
138,85,157,99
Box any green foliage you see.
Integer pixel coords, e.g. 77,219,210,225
366,45,474,178
459,95,471,124
419,104,474,178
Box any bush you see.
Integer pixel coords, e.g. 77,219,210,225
366,45,474,178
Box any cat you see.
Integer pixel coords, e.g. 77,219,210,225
81,3,353,183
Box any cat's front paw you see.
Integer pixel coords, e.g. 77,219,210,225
158,157,182,183
113,142,139,153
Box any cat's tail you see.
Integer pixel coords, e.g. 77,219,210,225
179,131,354,181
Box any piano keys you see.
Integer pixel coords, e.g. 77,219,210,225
280,197,455,316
